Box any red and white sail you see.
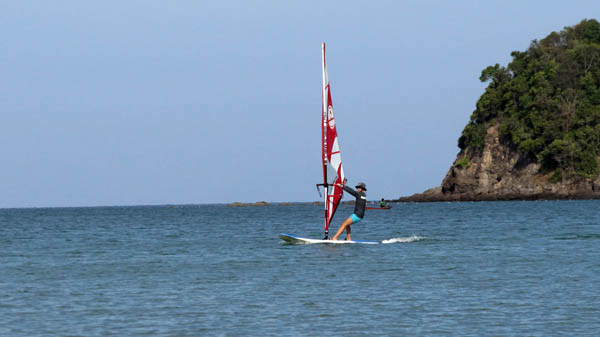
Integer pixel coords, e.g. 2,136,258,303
321,43,345,238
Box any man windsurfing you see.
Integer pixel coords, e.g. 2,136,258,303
330,181,367,241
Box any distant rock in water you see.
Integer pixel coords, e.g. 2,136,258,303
399,19,600,202
228,201,270,207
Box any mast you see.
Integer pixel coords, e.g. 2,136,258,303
320,42,345,239
321,43,329,237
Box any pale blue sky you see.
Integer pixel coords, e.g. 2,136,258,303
1,1,598,207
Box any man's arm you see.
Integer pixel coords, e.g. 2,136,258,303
341,184,359,198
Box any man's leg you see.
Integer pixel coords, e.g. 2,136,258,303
345,223,351,241
331,217,353,240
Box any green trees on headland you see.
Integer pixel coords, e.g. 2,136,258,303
458,19,600,178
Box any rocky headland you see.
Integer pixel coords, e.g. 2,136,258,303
397,19,600,202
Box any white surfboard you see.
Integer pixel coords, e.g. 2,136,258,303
279,233,378,245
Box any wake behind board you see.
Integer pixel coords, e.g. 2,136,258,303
279,233,378,245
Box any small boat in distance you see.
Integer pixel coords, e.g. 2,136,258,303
366,206,392,210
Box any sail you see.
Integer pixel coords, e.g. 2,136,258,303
321,42,345,238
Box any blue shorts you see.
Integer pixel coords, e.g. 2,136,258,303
350,214,362,224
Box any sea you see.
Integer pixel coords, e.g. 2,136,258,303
1,201,599,336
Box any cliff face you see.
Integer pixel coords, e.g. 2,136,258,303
400,123,600,202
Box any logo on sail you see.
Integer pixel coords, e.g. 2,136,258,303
328,106,335,129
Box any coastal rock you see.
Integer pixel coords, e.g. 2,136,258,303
398,124,600,202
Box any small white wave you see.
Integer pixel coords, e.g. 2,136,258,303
381,235,425,244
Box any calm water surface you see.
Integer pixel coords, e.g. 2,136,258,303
1,201,599,336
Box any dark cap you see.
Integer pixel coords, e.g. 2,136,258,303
356,182,367,191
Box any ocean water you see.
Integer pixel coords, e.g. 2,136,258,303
1,201,599,336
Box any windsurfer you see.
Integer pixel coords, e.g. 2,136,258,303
330,181,367,241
